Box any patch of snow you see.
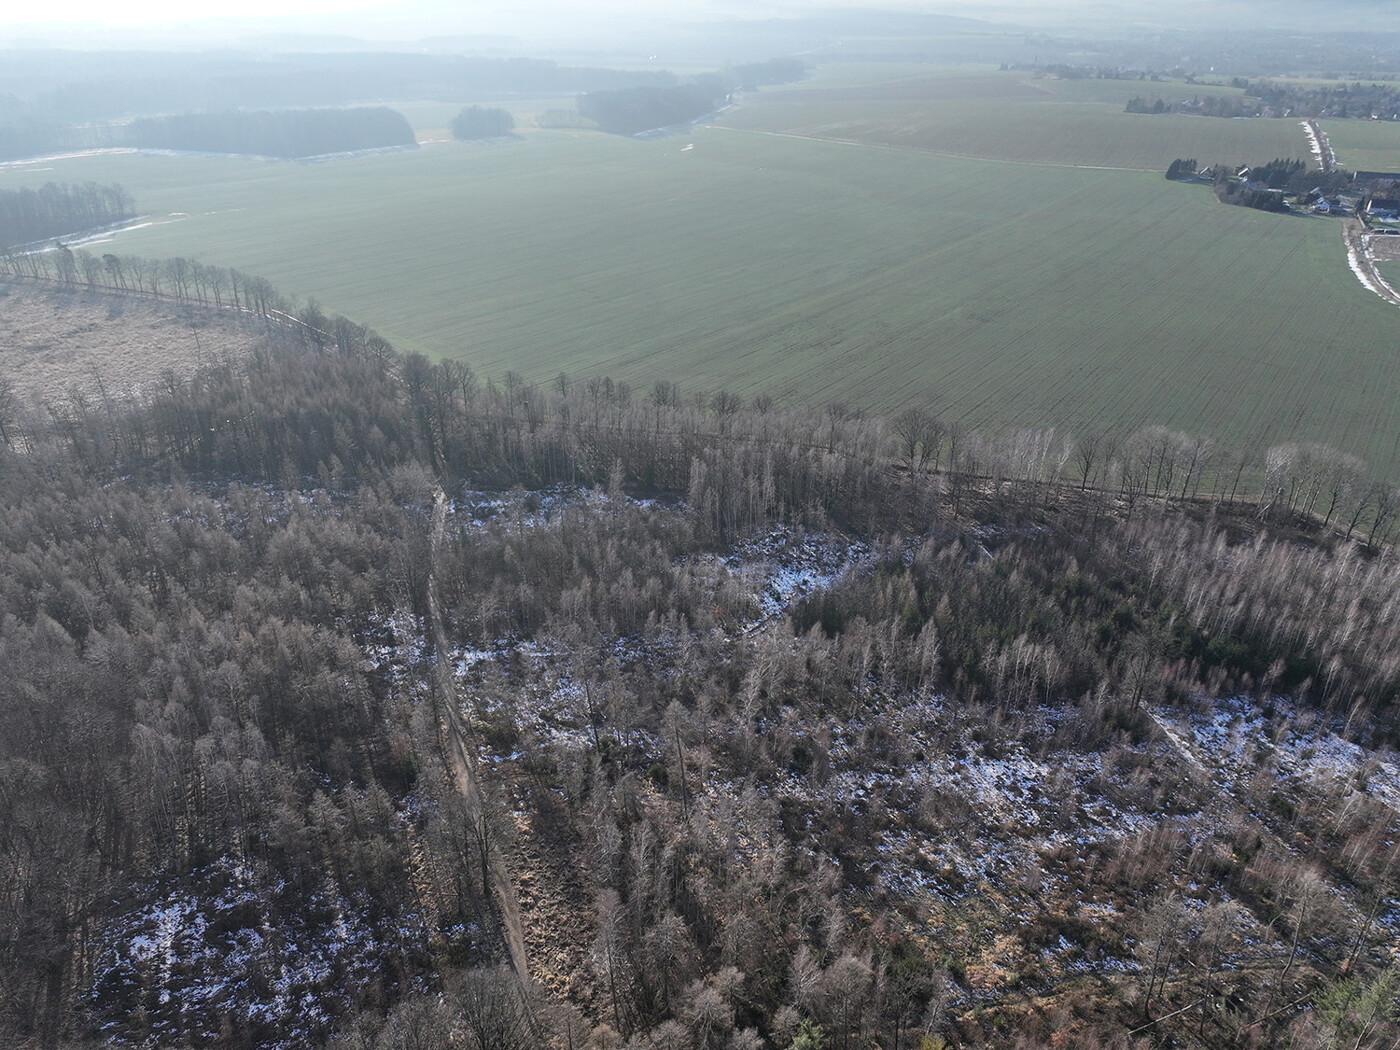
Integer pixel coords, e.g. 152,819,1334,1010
724,525,871,621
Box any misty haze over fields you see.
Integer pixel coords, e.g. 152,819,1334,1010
3,1,1397,55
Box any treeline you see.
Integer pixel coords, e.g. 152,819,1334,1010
0,119,113,163
0,51,679,161
0,50,807,158
9,250,1400,553
0,247,292,319
1164,157,1198,180
0,180,133,249
1002,61,1167,80
11,244,1400,554
1212,158,1306,212
126,107,416,158
450,105,515,140
1164,156,1336,211
574,58,801,134
1128,93,1260,118
0,49,676,129
1241,157,1307,189
577,82,727,135
0,106,416,161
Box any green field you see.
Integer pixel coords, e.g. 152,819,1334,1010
1320,118,1400,173
5,65,1400,474
730,69,1304,170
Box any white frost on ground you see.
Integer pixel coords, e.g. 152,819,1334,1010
688,693,1164,906
93,858,433,1048
724,525,871,620
1302,121,1326,169
1349,238,1393,299
1156,696,1400,813
454,484,662,533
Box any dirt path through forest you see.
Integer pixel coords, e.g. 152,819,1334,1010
427,488,531,977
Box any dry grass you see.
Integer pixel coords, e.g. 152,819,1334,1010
0,277,279,412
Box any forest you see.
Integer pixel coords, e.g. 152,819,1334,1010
573,60,805,135
0,182,134,250
0,52,678,161
124,107,416,159
2,263,1400,1050
0,51,674,126
577,83,729,136
450,107,516,141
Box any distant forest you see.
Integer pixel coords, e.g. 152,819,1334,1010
0,50,809,159
0,51,675,161
0,181,133,249
0,107,415,162
0,51,676,124
576,62,804,135
578,84,727,135
126,107,416,158
450,106,515,140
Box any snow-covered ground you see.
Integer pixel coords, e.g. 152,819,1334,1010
723,525,872,621
92,860,430,1047
1155,696,1400,812
111,499,1400,1043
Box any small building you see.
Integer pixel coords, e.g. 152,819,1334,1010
1365,197,1400,220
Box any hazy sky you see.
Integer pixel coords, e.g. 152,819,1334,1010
0,0,1151,33
5,0,782,29
0,0,800,50
2,0,1391,46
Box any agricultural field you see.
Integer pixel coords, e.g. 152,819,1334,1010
5,65,1400,474
728,68,1300,170
1320,117,1400,172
